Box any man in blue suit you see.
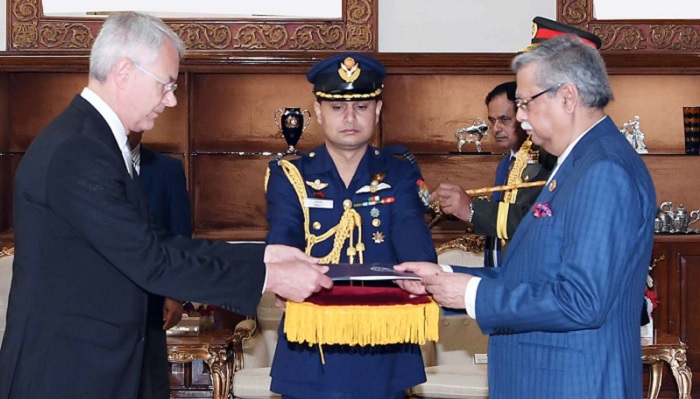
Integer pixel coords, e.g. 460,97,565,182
431,81,555,267
129,131,191,399
397,33,656,398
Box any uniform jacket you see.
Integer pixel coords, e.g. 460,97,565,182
455,117,656,398
137,146,193,399
265,144,436,399
0,95,265,399
472,145,555,266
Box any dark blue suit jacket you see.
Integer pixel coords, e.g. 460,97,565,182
454,117,656,398
137,146,192,399
0,95,265,399
480,155,510,266
138,146,192,238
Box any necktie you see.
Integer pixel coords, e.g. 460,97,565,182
122,147,134,178
131,148,141,176
507,154,516,173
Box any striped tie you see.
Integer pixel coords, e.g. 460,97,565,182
130,147,141,176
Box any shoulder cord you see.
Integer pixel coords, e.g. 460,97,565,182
502,137,533,204
496,137,533,242
278,160,364,264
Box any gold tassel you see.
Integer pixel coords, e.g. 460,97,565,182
496,202,510,240
284,300,440,347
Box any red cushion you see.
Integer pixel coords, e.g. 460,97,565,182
306,285,431,306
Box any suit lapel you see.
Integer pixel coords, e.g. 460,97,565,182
502,118,613,261
72,96,146,210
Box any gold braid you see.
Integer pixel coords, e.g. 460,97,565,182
497,137,533,242
278,160,364,264
502,137,533,204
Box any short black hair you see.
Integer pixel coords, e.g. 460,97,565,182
485,81,517,107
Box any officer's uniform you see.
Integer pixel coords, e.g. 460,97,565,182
264,53,436,399
472,142,556,266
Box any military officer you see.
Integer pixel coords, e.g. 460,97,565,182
265,53,436,399
431,81,556,267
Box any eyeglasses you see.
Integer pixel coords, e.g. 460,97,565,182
515,83,562,110
487,116,514,126
132,62,178,94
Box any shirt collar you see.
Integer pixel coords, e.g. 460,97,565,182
80,87,131,172
546,116,607,184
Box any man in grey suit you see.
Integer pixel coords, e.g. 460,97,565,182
0,11,332,399
397,33,655,398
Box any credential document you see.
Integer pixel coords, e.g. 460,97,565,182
326,263,420,281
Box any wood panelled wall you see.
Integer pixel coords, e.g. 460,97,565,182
1,53,700,244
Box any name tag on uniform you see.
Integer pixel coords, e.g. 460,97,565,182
304,198,333,209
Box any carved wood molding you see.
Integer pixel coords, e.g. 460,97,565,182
559,0,700,52
8,0,377,52
436,235,486,255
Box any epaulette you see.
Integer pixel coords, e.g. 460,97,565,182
266,152,301,192
271,151,306,165
272,152,289,165
384,145,417,164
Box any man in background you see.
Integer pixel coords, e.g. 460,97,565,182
129,131,190,399
397,32,656,398
431,81,555,266
0,11,331,399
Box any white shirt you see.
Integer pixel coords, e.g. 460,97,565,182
80,88,132,176
462,116,607,319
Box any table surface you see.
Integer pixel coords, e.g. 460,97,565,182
167,328,234,347
642,331,688,349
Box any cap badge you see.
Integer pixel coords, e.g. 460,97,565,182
532,21,538,39
338,57,361,83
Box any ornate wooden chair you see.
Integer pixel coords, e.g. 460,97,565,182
230,291,283,398
434,235,486,269
409,235,490,398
